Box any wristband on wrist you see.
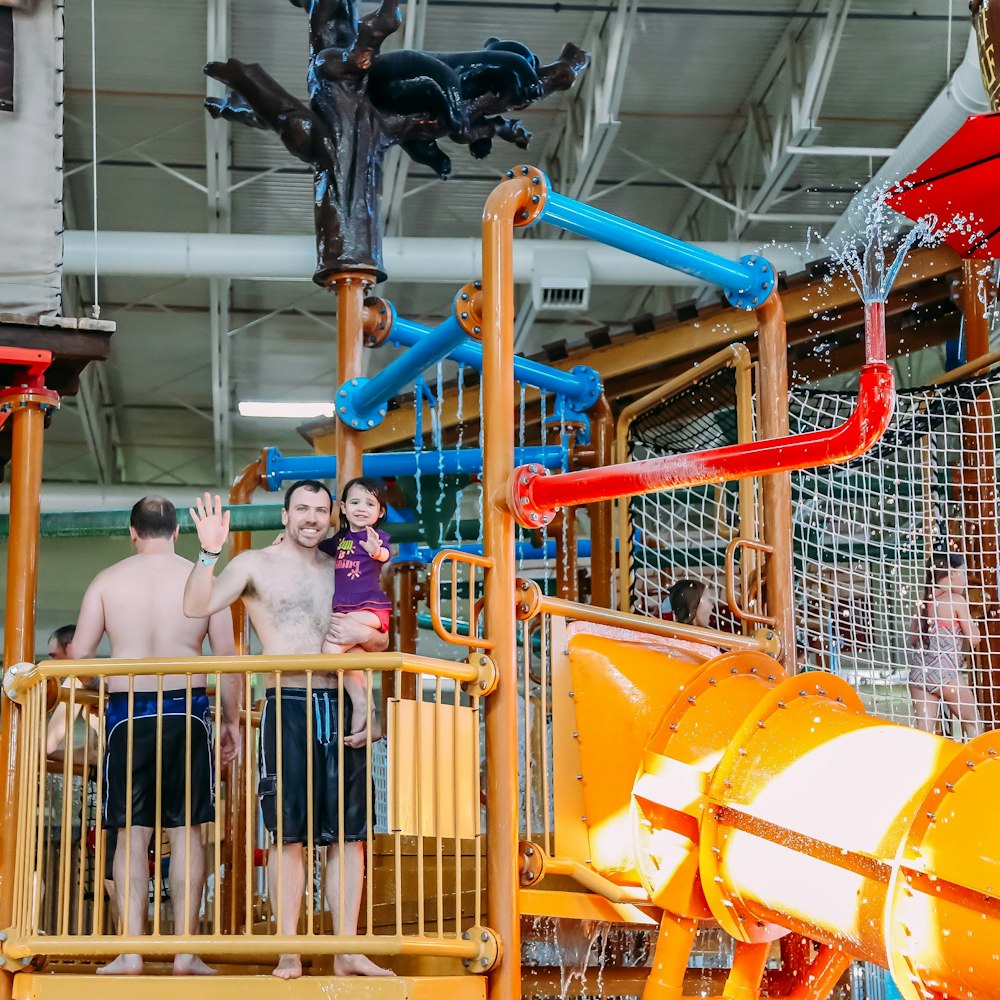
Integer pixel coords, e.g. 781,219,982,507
200,546,222,556
198,551,220,567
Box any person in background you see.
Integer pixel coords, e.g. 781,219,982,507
72,496,240,976
909,551,982,740
667,578,713,628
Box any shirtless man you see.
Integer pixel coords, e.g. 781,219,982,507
183,481,393,981
70,496,241,976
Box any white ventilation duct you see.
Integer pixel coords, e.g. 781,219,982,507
0,483,261,515
62,231,809,287
829,28,990,241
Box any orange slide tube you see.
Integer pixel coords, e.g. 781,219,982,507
564,632,1000,1000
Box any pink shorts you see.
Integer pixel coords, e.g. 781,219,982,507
335,607,392,633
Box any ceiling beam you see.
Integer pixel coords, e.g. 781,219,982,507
517,0,638,352
674,0,851,243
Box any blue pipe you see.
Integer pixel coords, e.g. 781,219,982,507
337,309,469,429
262,445,567,491
387,316,601,412
537,187,776,311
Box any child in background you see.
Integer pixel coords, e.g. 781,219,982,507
320,477,393,745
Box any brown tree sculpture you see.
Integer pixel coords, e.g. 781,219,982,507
205,0,590,284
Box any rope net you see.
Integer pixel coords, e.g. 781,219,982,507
626,366,1000,741
626,362,752,631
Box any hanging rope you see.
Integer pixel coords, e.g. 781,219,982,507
945,0,954,99
89,0,100,318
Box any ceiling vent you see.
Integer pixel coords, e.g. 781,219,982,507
529,250,591,314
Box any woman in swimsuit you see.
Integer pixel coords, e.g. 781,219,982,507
908,552,982,739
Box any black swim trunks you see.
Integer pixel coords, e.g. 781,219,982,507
258,687,371,846
103,688,215,830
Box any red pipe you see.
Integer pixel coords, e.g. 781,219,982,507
509,298,893,528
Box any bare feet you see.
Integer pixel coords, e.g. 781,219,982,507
344,713,383,749
272,954,303,980
334,953,395,977
173,954,217,976
97,953,144,976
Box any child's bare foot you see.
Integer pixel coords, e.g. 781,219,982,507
272,954,303,980
350,706,367,740
334,953,395,977
173,954,217,975
97,954,144,975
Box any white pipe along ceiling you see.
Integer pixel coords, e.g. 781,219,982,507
62,231,810,286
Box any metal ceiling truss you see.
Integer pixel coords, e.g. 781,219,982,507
516,0,638,351
676,0,852,242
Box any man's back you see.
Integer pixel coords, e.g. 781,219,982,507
86,552,216,689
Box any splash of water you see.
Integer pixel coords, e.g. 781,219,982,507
757,178,985,309
826,183,938,305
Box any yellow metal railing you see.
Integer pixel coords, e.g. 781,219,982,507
428,551,493,650
1,654,496,971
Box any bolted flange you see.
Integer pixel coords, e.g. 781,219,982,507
3,663,36,705
502,165,550,228
514,578,543,621
518,840,546,887
361,295,394,348
453,280,484,340
466,652,499,696
508,464,556,530
723,255,777,311
461,924,502,973
334,376,388,430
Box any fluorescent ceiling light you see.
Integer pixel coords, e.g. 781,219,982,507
238,401,335,419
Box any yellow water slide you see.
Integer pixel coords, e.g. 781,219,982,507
561,631,999,1000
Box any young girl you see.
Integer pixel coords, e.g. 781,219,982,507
319,477,393,744
909,551,982,739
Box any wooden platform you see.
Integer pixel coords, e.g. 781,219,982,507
13,973,487,1000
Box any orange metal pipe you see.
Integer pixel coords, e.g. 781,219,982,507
481,170,538,1000
783,947,850,1000
587,395,613,607
961,258,993,363
0,393,52,1000
330,271,374,487
641,912,698,1000
755,292,796,672
722,941,770,1000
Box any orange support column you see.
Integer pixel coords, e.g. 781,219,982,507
587,395,614,608
957,260,1000,726
481,167,543,1000
755,293,795,670
959,394,1000,727
0,388,57,1000
961,259,993,363
330,271,375,487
